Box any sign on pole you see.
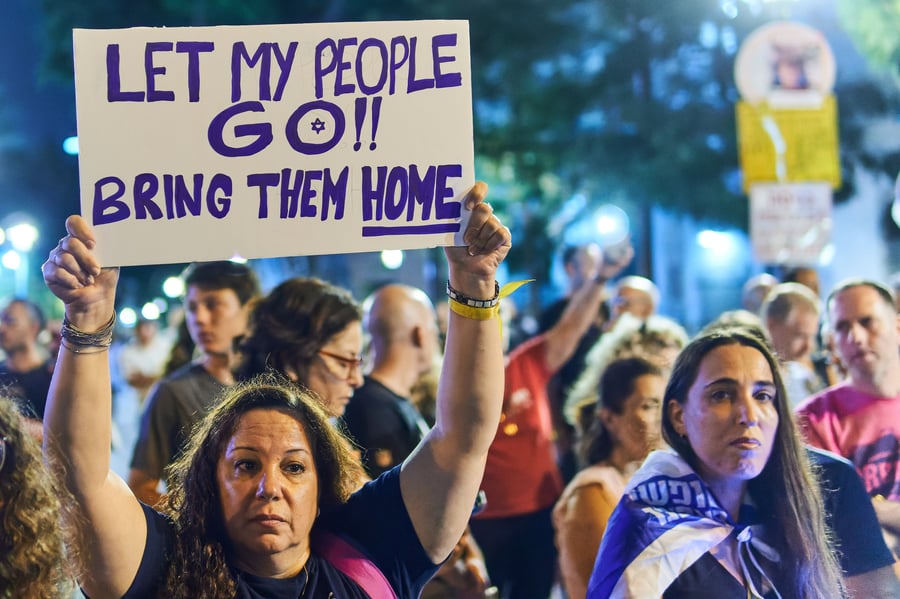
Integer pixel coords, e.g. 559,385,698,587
73,21,474,266
734,20,839,264
736,97,840,191
749,182,832,265
733,20,840,193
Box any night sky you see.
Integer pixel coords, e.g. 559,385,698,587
0,0,79,266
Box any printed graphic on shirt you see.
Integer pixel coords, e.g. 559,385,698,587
850,432,900,500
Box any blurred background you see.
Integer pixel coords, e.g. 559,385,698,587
1,0,899,334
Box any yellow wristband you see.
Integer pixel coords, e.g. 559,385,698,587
448,298,500,320
446,279,535,322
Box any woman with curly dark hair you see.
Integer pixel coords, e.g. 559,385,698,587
158,374,367,596
0,395,75,598
42,182,510,598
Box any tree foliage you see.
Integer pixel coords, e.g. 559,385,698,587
36,0,900,280
836,0,900,79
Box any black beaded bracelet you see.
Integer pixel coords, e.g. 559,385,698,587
446,280,501,308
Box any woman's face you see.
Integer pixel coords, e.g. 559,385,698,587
217,408,319,577
302,321,364,417
669,344,779,494
603,373,665,463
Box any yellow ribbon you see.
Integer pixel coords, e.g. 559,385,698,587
500,279,533,299
447,279,534,322
447,300,498,320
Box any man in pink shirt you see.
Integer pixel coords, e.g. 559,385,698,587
797,279,900,553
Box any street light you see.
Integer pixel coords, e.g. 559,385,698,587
119,307,137,327
141,302,161,321
1,250,20,270
6,221,38,252
2,216,39,296
163,276,186,298
380,249,404,270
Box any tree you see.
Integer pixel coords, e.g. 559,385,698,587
36,0,900,288
836,0,900,79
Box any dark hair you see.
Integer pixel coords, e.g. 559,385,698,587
0,396,76,596
561,244,580,267
580,357,662,465
183,261,260,306
238,277,362,382
826,278,897,315
163,319,193,376
169,262,260,373
660,326,842,598
161,372,364,597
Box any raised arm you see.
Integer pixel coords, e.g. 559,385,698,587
542,241,633,373
42,215,148,597
400,182,510,561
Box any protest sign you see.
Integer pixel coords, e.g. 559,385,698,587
73,20,474,266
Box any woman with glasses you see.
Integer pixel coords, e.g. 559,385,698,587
237,276,365,419
42,182,510,598
0,395,75,597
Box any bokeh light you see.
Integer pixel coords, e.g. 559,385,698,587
162,276,185,298
1,250,21,270
380,249,404,270
119,307,137,327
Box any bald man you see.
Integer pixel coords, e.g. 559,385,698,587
610,275,659,325
341,284,437,478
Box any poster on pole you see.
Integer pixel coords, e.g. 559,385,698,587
733,21,840,192
736,97,840,191
73,21,474,266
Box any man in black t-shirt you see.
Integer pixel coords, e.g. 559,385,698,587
342,284,435,478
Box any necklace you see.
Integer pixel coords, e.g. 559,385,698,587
299,562,309,598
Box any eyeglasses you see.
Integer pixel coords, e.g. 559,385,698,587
0,438,7,473
317,350,363,380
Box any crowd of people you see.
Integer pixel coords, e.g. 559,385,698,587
1,200,899,598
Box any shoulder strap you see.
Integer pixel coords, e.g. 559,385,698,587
311,529,399,599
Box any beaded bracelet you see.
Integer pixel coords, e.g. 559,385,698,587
60,313,116,347
446,280,500,308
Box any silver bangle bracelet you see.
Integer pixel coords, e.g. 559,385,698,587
60,313,116,347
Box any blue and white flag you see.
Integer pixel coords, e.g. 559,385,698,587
586,449,781,599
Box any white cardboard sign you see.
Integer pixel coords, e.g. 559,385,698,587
73,21,474,266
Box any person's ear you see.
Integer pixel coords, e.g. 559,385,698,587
668,399,686,436
599,407,618,440
598,407,615,429
411,324,424,349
